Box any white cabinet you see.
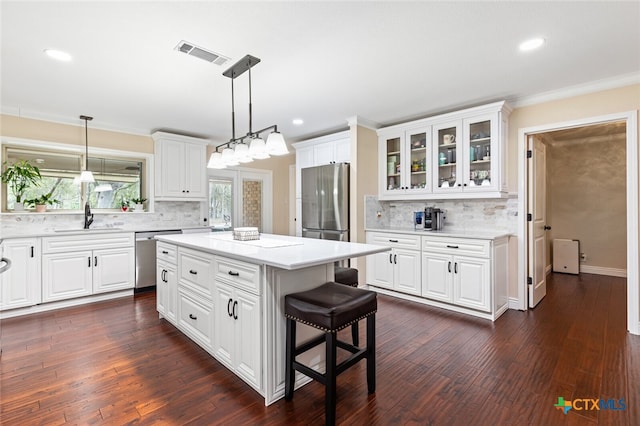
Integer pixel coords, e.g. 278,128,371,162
379,126,432,198
156,242,177,324
365,232,421,296
0,238,41,311
213,256,262,391
378,101,511,200
42,233,135,303
152,131,208,200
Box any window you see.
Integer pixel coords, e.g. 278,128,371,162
208,178,233,229
2,146,144,211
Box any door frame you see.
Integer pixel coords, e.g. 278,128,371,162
517,110,638,335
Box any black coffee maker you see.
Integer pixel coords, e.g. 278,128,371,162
423,207,443,231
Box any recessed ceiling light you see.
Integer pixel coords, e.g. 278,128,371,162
292,118,304,125
519,38,545,52
44,49,72,61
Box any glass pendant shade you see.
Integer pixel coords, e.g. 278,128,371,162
94,183,113,192
79,170,95,183
207,151,226,169
221,146,239,166
249,137,270,159
266,131,289,156
234,143,253,163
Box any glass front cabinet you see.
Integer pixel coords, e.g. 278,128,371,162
378,101,511,200
379,127,432,198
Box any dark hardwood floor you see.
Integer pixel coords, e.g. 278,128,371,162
1,273,637,425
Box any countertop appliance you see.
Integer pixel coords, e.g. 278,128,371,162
135,229,181,290
424,207,445,231
301,163,349,241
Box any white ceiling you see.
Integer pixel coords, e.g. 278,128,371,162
1,1,639,148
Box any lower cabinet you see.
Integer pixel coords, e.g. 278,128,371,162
213,281,262,390
366,232,421,295
156,259,177,324
178,288,213,350
0,238,41,310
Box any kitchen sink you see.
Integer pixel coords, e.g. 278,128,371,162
54,228,123,233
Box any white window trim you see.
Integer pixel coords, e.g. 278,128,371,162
0,136,155,213
206,167,273,233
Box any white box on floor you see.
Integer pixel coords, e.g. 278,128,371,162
553,239,580,274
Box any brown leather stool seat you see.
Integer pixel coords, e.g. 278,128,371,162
333,266,360,345
284,282,376,426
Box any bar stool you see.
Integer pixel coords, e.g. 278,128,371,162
334,266,360,346
284,282,377,426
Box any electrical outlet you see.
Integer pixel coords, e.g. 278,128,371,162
580,253,587,261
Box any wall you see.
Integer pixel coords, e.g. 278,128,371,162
0,114,153,153
547,138,626,271
206,146,295,236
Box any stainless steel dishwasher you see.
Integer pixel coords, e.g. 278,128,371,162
135,230,181,291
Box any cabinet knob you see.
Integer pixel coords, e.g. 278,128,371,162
189,313,197,320
189,269,197,275
544,225,551,230
162,250,169,254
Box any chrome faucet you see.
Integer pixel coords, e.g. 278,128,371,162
84,202,94,229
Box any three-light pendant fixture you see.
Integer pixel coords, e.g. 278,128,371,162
207,54,288,169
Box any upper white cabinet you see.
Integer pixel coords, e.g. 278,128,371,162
0,238,41,311
378,101,511,200
152,132,208,200
292,131,350,198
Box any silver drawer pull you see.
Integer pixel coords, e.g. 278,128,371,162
228,271,240,276
446,245,459,249
189,313,197,320
189,269,197,275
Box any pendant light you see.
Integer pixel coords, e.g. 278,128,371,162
78,115,95,183
94,158,113,192
208,55,288,169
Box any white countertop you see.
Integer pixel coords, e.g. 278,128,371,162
155,232,391,270
365,227,512,240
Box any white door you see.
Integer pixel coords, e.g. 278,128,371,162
528,136,547,308
453,256,490,312
422,252,453,302
393,249,421,295
42,251,93,302
213,281,235,369
366,251,394,289
93,247,134,293
234,289,262,389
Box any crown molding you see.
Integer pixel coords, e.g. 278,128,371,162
347,115,379,131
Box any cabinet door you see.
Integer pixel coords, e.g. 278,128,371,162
422,252,453,302
158,139,185,198
379,133,405,195
432,120,462,194
366,250,394,289
295,147,314,198
453,256,490,312
234,289,262,389
0,238,41,310
42,251,93,302
165,264,178,324
313,142,335,166
333,138,351,163
178,290,213,350
156,261,168,316
404,128,431,194
93,247,134,294
463,112,499,192
213,281,235,369
184,142,206,198
392,249,421,295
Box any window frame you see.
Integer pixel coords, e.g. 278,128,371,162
1,136,154,213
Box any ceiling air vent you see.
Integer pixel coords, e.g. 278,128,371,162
174,40,230,66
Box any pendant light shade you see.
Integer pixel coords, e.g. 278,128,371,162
79,115,95,183
249,137,270,159
207,151,226,169
266,131,289,156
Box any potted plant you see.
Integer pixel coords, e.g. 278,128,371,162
0,160,42,211
120,199,130,212
131,197,147,212
24,192,61,213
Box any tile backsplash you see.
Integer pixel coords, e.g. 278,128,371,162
365,195,518,234
0,201,203,236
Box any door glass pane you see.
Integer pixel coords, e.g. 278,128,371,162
437,127,457,188
385,137,401,191
409,132,427,189
242,179,262,231
469,120,491,186
209,178,233,229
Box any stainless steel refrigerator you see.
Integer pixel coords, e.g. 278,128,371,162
301,163,349,241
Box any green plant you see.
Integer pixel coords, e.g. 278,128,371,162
131,197,147,204
120,199,130,207
23,192,61,207
0,160,42,203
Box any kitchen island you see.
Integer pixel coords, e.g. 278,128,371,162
154,232,389,405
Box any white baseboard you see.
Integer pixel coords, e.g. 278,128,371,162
508,297,522,311
580,265,627,278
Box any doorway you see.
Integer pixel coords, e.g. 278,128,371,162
517,111,639,334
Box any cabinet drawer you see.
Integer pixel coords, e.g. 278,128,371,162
216,256,261,295
178,248,215,300
178,290,213,349
366,232,421,250
43,232,134,253
422,236,490,258
157,242,177,264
